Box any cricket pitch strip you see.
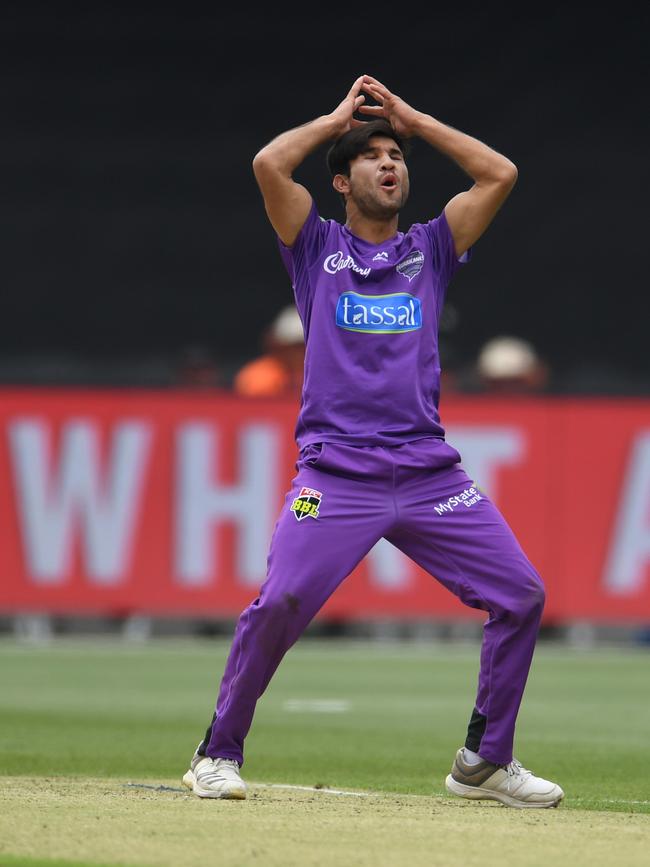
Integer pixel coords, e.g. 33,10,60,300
0,776,648,867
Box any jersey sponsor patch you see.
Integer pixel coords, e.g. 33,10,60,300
291,486,323,521
396,250,424,282
323,251,371,278
434,486,482,515
335,291,422,334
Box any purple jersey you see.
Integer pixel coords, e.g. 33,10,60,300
278,202,469,450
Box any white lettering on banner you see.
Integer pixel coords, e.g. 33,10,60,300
8,419,151,585
175,423,279,587
603,431,650,594
446,427,525,499
368,537,410,589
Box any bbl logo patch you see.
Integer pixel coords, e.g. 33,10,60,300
291,486,323,521
396,250,424,282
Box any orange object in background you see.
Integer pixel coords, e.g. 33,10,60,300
234,305,304,399
234,353,303,398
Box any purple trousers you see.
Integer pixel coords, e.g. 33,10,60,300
202,438,545,766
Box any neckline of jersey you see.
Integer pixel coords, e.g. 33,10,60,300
341,223,404,248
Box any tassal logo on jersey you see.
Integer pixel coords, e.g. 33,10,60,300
335,291,422,334
323,251,371,278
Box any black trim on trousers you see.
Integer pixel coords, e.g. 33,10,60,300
198,712,217,756
465,707,487,753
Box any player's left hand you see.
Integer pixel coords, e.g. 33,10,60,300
358,75,423,137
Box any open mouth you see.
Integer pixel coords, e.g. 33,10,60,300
380,173,398,190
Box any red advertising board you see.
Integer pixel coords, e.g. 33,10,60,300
1,389,649,622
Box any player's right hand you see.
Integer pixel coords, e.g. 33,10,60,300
327,75,367,137
357,75,422,139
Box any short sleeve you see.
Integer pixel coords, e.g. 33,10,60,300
277,201,329,317
425,208,471,286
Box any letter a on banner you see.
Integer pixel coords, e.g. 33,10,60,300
603,431,650,594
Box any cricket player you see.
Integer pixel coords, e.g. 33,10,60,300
183,75,564,808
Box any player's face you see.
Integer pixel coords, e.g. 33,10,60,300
345,135,410,219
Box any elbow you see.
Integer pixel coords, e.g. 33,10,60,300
252,148,272,179
252,147,288,184
480,159,518,194
498,160,518,189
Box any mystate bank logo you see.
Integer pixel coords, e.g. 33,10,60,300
434,486,483,515
336,291,422,334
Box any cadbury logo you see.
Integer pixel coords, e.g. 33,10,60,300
323,251,371,278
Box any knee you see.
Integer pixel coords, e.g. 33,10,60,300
253,590,304,625
529,577,546,616
506,572,545,624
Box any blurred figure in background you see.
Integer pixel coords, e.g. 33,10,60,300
476,335,549,394
234,305,304,398
174,344,224,390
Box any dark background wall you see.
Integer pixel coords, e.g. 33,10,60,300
1,3,648,391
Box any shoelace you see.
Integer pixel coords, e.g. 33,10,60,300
504,759,532,777
197,757,240,775
502,758,533,791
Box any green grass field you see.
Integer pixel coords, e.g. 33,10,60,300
1,638,649,866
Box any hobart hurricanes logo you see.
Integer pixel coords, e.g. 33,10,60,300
291,486,323,521
323,251,371,278
336,291,422,333
397,250,424,282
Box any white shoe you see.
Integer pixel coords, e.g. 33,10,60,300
182,749,247,800
445,747,564,809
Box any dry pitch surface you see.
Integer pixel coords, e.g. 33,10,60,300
1,776,648,867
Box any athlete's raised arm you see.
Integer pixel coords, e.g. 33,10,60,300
358,75,518,258
252,76,368,247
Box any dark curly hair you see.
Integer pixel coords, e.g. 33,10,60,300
326,120,409,178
